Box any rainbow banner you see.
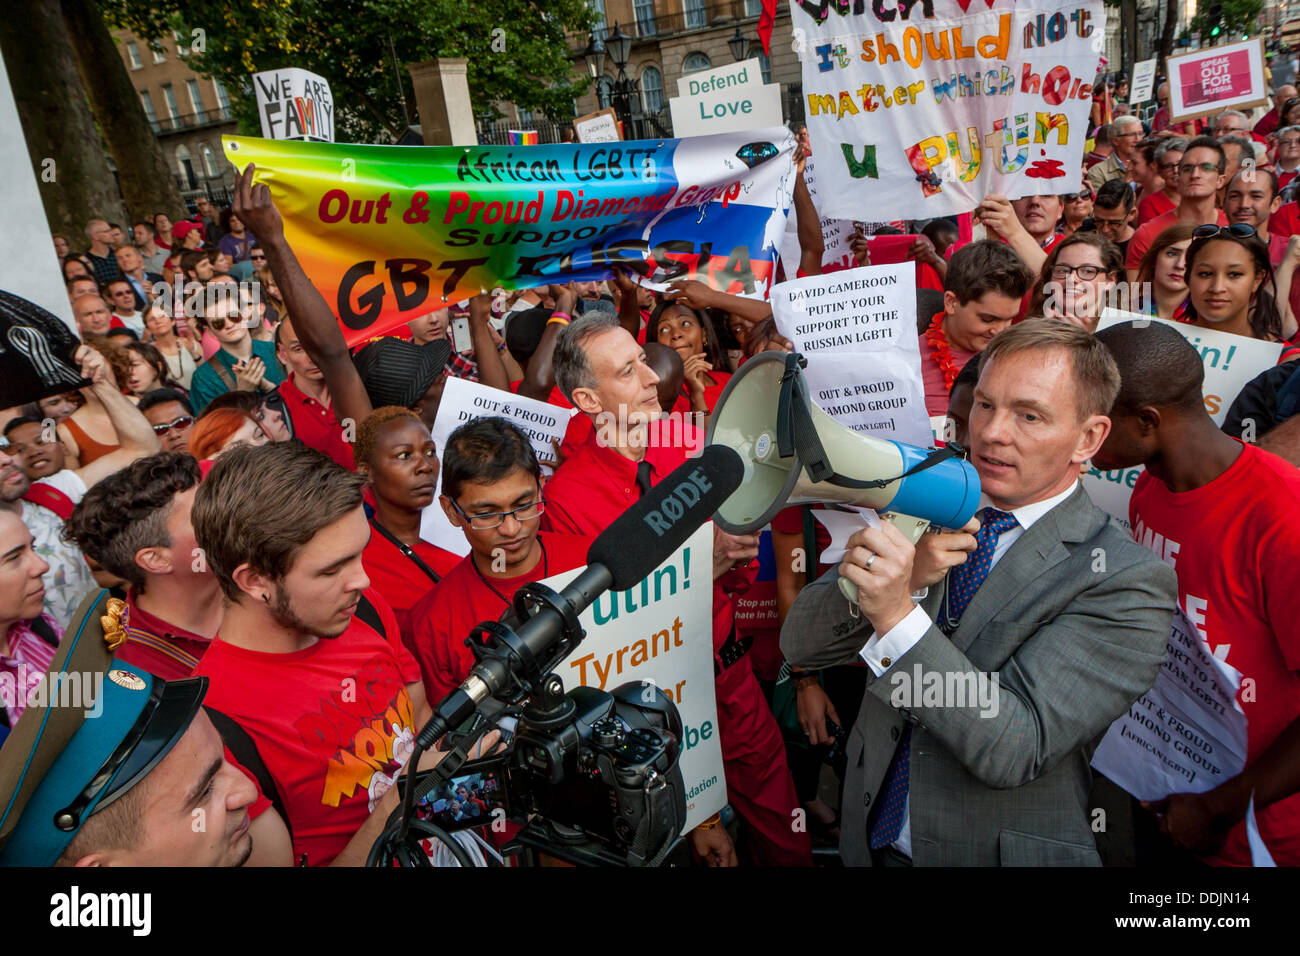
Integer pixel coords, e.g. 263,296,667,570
507,129,538,145
223,129,796,345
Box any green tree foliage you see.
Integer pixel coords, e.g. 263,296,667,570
1189,0,1264,40
100,0,594,142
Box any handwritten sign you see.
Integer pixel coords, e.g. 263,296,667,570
574,108,620,143
419,376,575,556
252,67,335,142
790,0,1105,219
772,262,931,446
1091,610,1248,801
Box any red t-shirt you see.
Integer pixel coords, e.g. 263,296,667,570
361,524,463,647
699,370,732,414
1126,207,1229,271
1129,443,1300,866
278,376,354,471
1272,201,1300,241
1136,190,1177,226
408,532,591,702
191,589,422,866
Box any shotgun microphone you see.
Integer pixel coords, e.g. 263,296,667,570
415,444,743,749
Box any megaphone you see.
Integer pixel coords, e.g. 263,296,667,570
706,351,981,603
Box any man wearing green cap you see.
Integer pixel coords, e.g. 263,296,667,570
0,591,264,866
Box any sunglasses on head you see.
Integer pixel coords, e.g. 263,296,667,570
1192,223,1257,240
151,415,193,436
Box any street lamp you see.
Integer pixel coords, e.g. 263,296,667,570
728,26,748,62
582,32,605,80
589,22,645,139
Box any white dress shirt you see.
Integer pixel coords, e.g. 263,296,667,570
856,481,1080,859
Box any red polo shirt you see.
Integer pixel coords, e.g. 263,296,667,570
278,376,354,471
361,525,462,647
408,533,591,702
118,590,214,680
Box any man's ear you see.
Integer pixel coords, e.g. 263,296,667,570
134,544,175,578
231,563,274,604
439,494,464,529
943,289,959,317
1073,414,1113,464
571,386,603,417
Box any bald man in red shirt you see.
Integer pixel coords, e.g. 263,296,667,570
541,312,811,867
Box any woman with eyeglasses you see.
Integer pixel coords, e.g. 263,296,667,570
142,301,202,390
1182,224,1285,341
1029,233,1125,332
354,407,462,644
1137,138,1186,225
1134,223,1195,321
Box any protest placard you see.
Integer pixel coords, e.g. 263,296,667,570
419,377,575,556
539,524,725,832
224,128,796,345
1130,57,1157,104
771,263,931,447
1167,38,1268,123
252,68,335,142
777,157,857,274
790,0,1105,220
1091,609,1248,801
669,59,783,137
1082,310,1284,528
574,108,620,143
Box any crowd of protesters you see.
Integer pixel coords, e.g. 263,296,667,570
3,81,1300,869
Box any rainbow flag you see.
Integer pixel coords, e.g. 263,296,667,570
508,130,538,145
222,130,796,345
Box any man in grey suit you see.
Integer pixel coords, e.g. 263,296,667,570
782,319,1178,866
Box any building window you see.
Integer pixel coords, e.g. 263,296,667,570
151,42,165,64
744,0,762,15
213,79,231,113
174,31,188,59
139,90,157,125
683,52,712,73
200,143,220,179
596,76,614,109
175,144,196,189
126,40,142,70
684,0,708,29
161,83,179,119
758,51,771,83
634,0,656,36
590,0,606,36
518,107,535,126
186,79,205,117
641,66,664,112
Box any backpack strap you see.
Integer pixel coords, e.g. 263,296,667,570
355,593,386,639
204,706,294,846
21,483,76,522
203,356,237,392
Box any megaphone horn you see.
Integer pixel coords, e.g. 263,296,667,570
705,351,981,603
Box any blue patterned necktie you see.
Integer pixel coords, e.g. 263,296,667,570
943,507,1019,626
868,507,1018,852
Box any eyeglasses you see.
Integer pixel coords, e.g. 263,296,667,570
205,314,243,331
151,415,194,436
1093,215,1129,229
1158,161,1180,173
1050,263,1106,280
1063,191,1093,202
449,495,545,530
1192,223,1258,240
1179,162,1222,175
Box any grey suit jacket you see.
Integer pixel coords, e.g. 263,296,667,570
780,486,1178,866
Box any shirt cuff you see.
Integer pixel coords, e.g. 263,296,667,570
858,605,931,676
